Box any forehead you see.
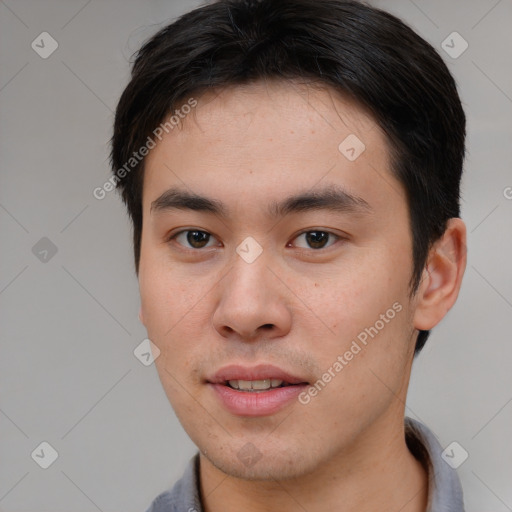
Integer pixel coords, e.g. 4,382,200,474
142,80,404,214
173,80,379,152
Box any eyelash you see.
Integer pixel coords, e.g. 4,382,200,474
166,229,343,252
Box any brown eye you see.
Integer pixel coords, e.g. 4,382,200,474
293,231,338,250
174,230,215,249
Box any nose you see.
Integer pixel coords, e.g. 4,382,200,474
212,248,292,341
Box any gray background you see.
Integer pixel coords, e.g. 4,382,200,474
0,0,511,510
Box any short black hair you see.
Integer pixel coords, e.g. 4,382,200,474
110,0,466,354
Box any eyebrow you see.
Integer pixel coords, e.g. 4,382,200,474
150,185,373,218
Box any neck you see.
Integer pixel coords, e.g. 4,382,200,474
199,413,428,512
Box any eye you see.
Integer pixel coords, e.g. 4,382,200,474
170,230,219,249
168,229,341,251
292,230,340,250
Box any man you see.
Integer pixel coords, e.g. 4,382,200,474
110,0,467,510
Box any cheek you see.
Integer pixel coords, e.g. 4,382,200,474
138,253,215,375
303,255,406,339
140,264,208,409
139,253,199,333
294,249,414,406
296,285,413,438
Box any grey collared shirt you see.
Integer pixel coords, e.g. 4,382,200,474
145,418,465,512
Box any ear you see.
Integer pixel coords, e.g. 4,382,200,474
413,218,467,331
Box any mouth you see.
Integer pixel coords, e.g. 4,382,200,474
223,378,304,392
206,364,310,416
207,364,309,389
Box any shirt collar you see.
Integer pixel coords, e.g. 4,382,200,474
405,417,465,511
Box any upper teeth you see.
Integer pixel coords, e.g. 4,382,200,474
228,379,284,390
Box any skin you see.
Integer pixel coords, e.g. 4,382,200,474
138,80,467,512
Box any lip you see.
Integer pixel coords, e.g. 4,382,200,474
207,364,308,385
206,364,309,417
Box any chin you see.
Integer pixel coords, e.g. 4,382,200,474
200,441,318,481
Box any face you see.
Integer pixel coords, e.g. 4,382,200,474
139,81,419,480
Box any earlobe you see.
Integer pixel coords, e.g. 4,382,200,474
413,218,467,331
